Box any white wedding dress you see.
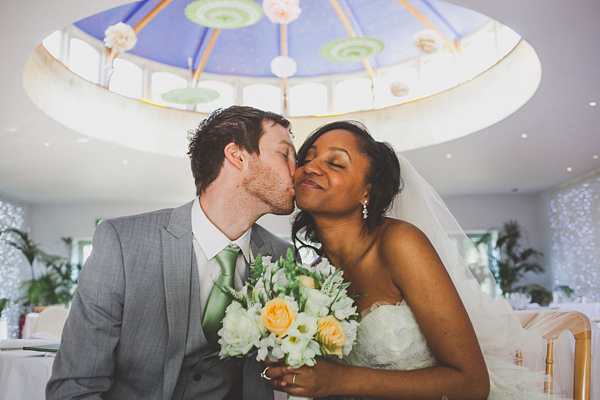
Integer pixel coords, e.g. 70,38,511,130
337,301,564,400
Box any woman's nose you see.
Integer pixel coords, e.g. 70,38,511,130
303,160,323,175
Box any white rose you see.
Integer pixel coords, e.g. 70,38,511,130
304,288,332,317
218,302,262,358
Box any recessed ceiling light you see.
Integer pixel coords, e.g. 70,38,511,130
590,102,597,106
123,160,129,165
594,155,599,160
567,167,572,172
44,142,50,147
521,133,528,139
446,153,452,159
7,127,17,133
76,137,90,143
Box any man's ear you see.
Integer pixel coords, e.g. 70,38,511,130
224,142,245,171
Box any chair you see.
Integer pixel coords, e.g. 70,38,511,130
516,310,592,400
32,305,69,337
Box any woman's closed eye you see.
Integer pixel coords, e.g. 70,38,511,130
327,159,345,168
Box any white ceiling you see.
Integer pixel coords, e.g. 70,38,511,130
0,0,599,205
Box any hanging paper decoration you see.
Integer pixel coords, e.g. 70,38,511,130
389,81,410,97
104,22,137,52
185,0,263,29
162,87,220,105
320,37,384,62
263,0,301,24
413,29,444,54
270,56,297,78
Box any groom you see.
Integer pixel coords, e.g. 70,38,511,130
47,106,297,399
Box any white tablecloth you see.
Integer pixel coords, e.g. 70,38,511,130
0,351,54,400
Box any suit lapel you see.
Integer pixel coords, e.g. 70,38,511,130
161,201,194,399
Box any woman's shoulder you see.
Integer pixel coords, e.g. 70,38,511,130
378,217,428,245
377,218,437,266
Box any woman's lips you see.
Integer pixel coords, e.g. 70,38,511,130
297,178,323,189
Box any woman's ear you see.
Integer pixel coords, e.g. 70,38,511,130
224,142,245,170
362,184,372,204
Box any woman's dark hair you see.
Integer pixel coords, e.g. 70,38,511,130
188,105,291,196
292,121,402,254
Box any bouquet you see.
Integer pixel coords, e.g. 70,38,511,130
218,248,360,399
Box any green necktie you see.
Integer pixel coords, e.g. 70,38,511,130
202,244,241,347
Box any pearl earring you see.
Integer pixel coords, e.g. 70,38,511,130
362,200,368,219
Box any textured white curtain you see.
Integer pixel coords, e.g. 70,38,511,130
549,169,600,301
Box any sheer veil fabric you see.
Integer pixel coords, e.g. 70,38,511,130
390,155,582,399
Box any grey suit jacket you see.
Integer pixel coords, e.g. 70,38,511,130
47,201,292,399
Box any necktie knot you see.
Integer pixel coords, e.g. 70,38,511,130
215,244,240,277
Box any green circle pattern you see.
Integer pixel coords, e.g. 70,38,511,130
320,37,384,62
162,88,220,105
185,0,263,29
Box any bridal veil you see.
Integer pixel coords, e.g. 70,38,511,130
391,154,586,399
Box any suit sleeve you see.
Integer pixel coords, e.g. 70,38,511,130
46,220,126,399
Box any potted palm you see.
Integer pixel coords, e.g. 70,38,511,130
479,220,547,306
0,229,80,308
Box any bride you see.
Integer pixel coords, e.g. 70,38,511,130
264,121,569,399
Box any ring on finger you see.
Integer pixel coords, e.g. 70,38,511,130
260,366,272,380
292,373,297,385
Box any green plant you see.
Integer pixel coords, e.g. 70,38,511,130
515,284,552,306
0,298,9,316
479,220,544,295
1,229,81,307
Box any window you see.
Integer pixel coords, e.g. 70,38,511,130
42,30,61,60
334,78,373,113
195,80,236,114
151,72,188,109
68,38,100,84
289,83,328,116
109,58,143,99
243,84,282,114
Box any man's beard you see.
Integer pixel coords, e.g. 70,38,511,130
242,159,294,215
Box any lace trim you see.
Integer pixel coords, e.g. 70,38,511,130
360,300,404,318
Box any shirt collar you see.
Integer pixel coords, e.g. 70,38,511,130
191,197,252,262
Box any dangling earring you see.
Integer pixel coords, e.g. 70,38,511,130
362,200,368,220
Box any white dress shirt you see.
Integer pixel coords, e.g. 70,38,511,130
191,197,252,318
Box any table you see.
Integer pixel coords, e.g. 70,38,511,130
0,350,54,400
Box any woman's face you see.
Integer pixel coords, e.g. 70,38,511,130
294,129,371,217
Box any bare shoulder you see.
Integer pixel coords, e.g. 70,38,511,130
378,217,432,254
377,217,443,281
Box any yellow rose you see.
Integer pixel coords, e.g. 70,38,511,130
317,315,346,358
298,275,315,289
261,298,297,337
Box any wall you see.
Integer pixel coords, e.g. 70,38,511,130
443,192,550,287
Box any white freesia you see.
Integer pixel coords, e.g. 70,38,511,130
272,267,289,292
304,288,332,317
255,333,285,362
314,257,335,277
288,312,318,339
104,22,137,52
262,0,301,24
218,302,262,357
332,296,357,320
281,335,319,368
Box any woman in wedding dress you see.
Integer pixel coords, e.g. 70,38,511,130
265,121,570,399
